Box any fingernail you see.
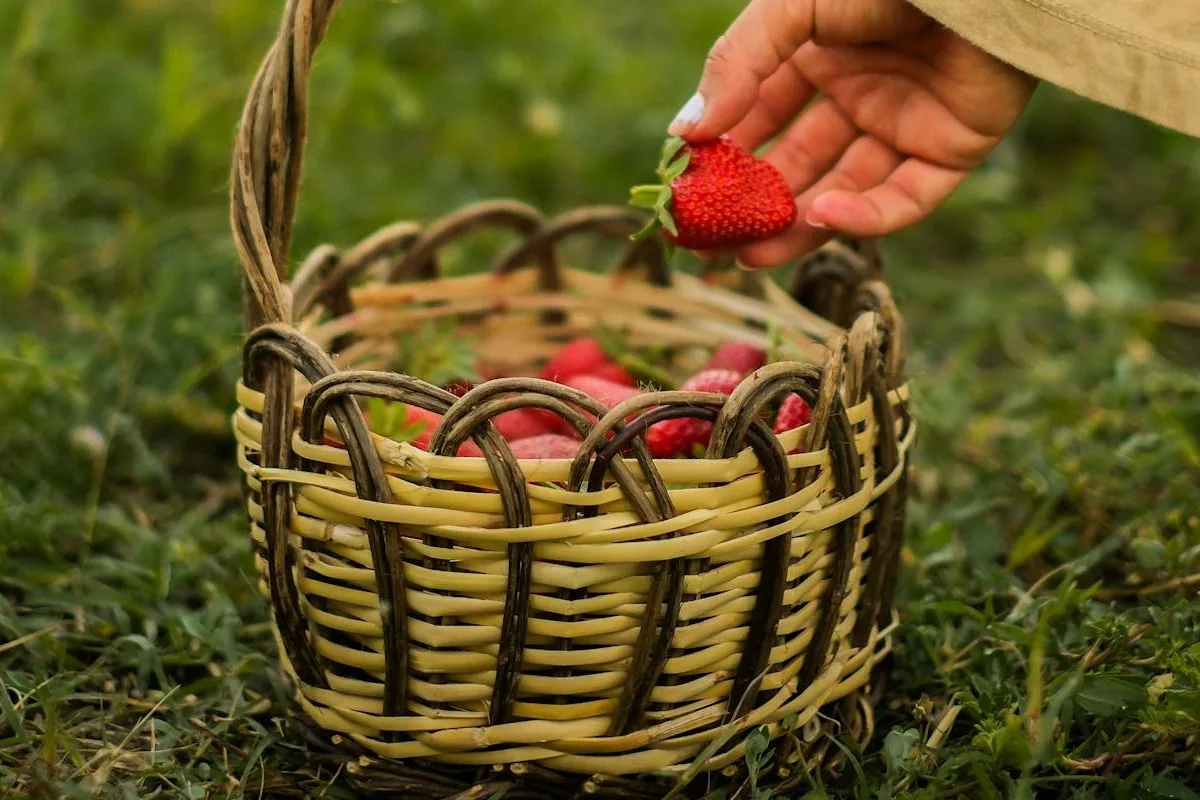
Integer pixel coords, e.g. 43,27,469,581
806,194,834,229
668,92,705,135
735,258,756,272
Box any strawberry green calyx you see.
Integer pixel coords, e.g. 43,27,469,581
629,135,691,248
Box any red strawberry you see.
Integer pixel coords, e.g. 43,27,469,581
533,374,640,437
508,434,583,460
448,408,562,455
646,369,743,458
630,136,797,251
430,409,556,457
457,439,484,458
524,374,642,436
774,394,813,454
540,337,611,382
564,375,642,415
645,418,704,459
705,341,766,376
396,406,442,450
773,394,813,434
589,361,637,386
526,407,574,437
683,368,743,393
492,408,556,442
438,438,515,458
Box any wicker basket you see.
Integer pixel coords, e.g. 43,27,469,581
230,2,914,797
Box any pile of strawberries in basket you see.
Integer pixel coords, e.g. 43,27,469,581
515,336,811,460
324,330,812,461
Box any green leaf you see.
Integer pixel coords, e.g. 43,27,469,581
396,318,479,388
1143,775,1200,800
365,399,428,444
0,675,30,746
631,216,660,241
987,622,1033,647
663,151,691,182
660,135,686,168
1074,675,1147,717
883,727,920,774
744,725,768,766
629,185,664,207
822,735,868,798
658,207,678,237
921,600,986,622
1007,516,1068,568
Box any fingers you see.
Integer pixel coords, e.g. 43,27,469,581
736,151,964,267
726,60,815,152
670,0,815,140
698,99,855,264
805,158,966,235
792,43,998,167
759,97,857,192
737,135,900,268
669,0,930,141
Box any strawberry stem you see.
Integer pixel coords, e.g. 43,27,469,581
629,185,666,208
628,135,691,247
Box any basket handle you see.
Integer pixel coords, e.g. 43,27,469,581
231,0,340,329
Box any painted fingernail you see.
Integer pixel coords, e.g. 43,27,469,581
668,92,705,135
806,194,836,229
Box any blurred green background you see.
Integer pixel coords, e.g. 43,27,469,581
2,1,1199,798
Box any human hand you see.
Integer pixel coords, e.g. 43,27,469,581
668,0,1037,267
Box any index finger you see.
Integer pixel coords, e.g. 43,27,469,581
670,0,816,141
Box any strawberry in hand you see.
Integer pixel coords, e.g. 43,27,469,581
629,135,797,253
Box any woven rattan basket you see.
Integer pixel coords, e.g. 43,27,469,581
230,2,914,797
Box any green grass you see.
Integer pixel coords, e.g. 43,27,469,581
2,1,1199,798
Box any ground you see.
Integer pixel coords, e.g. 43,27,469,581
2,2,1199,798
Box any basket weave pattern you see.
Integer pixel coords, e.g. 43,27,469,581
230,0,914,790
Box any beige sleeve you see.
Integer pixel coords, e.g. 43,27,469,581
905,0,1200,137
